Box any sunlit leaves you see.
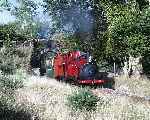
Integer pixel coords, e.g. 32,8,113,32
103,1,150,60
11,0,40,38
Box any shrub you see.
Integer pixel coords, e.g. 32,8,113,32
14,46,32,69
67,89,99,111
0,47,17,75
0,91,36,120
0,75,23,90
0,46,32,75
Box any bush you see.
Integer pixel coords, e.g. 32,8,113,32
14,46,32,69
0,46,32,75
0,90,36,120
0,64,16,75
0,47,17,75
0,75,23,90
67,89,99,111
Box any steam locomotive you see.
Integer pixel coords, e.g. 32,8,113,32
30,40,114,88
53,51,105,84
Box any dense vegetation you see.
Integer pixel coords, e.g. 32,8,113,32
43,0,150,74
0,0,150,73
0,1,150,119
67,88,99,111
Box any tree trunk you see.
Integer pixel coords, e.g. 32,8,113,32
128,56,143,78
123,61,129,77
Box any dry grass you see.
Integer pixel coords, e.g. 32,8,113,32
1,70,149,120
14,76,78,120
15,45,33,69
0,46,32,75
10,74,150,120
115,75,150,96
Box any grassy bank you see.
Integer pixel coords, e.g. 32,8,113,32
5,74,149,120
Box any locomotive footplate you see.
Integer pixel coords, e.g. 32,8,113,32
78,79,106,84
78,79,115,89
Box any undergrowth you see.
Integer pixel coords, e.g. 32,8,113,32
67,88,100,111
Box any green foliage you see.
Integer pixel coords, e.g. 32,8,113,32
11,0,41,38
0,24,32,74
0,63,16,75
63,35,85,52
0,24,27,47
101,1,150,62
127,34,148,56
0,46,32,75
137,8,150,37
136,0,149,10
0,47,17,75
0,75,23,90
0,0,11,10
43,0,94,32
104,4,136,57
0,46,32,74
142,53,150,75
67,89,99,111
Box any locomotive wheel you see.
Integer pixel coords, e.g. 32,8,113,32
79,64,98,80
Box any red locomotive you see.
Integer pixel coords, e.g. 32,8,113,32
30,40,114,88
52,50,113,86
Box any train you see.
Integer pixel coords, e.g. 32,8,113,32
30,40,114,88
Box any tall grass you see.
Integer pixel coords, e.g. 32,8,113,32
115,75,150,96
12,75,150,120
0,46,32,75
0,44,35,120
0,66,149,120
0,70,40,120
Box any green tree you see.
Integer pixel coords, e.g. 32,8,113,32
0,24,27,47
11,0,41,38
101,1,150,59
43,0,108,61
0,24,28,74
0,0,10,11
100,0,150,75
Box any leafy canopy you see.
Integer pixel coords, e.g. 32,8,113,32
43,0,94,33
11,0,41,38
102,1,150,61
